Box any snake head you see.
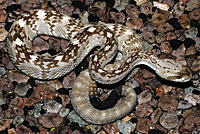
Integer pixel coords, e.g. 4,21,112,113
155,59,192,83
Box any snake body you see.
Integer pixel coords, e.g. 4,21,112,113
7,9,192,124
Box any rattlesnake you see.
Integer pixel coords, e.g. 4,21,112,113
7,9,192,124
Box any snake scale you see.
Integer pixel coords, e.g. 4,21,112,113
7,9,192,124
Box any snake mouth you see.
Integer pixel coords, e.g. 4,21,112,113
167,66,192,83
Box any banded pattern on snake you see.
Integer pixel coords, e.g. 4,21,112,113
7,9,192,124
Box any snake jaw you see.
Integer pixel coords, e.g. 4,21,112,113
166,66,192,83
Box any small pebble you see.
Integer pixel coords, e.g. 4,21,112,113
59,107,70,117
136,103,154,117
151,108,162,123
160,113,178,129
0,9,7,22
177,101,192,109
136,118,155,133
14,83,31,97
189,8,200,20
32,37,49,53
0,66,6,77
43,99,62,114
142,31,155,43
116,120,136,134
139,2,152,15
13,115,24,127
155,33,166,44
191,57,200,72
158,94,178,112
62,71,76,89
125,4,140,17
184,27,198,38
0,119,13,131
178,14,190,29
166,32,176,41
151,9,170,26
185,0,199,11
126,16,143,30
157,23,174,33
137,90,152,104
103,123,119,134
186,45,196,56
135,0,147,6
39,113,63,128
184,93,200,106
173,2,185,17
110,12,125,24
160,41,173,54
33,103,43,118
172,44,186,57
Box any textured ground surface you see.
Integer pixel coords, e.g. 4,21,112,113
0,0,200,134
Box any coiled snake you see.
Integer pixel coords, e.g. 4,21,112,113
7,9,192,124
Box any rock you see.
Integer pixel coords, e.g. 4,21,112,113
151,108,162,123
13,115,24,127
0,119,13,131
141,69,155,79
173,2,185,16
157,23,174,33
160,41,173,54
142,31,155,43
32,37,49,53
135,0,147,6
137,90,152,104
177,101,192,109
116,120,136,134
59,107,70,117
189,8,200,20
139,2,152,15
172,44,186,57
33,103,43,118
14,83,31,97
160,113,178,129
0,9,7,22
16,125,33,134
184,93,200,106
151,9,170,26
62,71,76,89
185,0,199,11
156,33,166,44
47,79,63,90
194,37,200,52
8,71,29,83
103,123,119,134
136,103,154,117
184,27,198,38
39,113,63,128
186,45,196,56
178,14,190,29
191,56,200,71
125,4,140,17
43,99,62,113
166,32,176,41
0,66,5,77
126,16,143,30
158,94,178,112
136,118,155,133
110,12,125,24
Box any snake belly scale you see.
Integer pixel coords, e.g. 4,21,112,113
7,9,192,124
